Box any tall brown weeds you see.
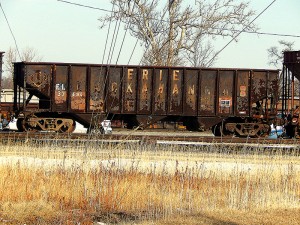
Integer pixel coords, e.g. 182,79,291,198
0,140,299,224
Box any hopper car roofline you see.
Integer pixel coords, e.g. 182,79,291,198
13,61,279,72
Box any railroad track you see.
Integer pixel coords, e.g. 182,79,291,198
0,130,299,147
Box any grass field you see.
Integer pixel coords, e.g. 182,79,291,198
0,139,299,224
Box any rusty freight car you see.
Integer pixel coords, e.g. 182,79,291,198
0,52,12,129
13,62,279,137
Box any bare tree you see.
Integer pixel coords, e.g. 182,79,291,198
267,40,294,68
99,0,256,67
185,37,215,67
268,40,296,100
3,47,43,89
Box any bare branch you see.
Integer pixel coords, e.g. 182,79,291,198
3,47,43,89
99,0,256,66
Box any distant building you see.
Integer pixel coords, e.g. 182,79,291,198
277,96,300,112
1,89,39,103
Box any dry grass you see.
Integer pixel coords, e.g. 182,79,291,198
0,138,299,224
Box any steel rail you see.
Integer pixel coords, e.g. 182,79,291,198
0,131,299,145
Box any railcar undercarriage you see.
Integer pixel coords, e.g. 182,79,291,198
212,118,271,137
17,114,76,133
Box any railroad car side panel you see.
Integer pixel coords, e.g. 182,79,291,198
268,71,278,115
218,71,234,115
123,67,137,113
153,69,168,115
251,71,267,105
53,65,68,112
199,70,217,116
137,68,152,114
168,69,183,115
25,65,51,98
70,66,87,112
236,71,250,116
107,67,122,113
89,67,106,112
183,69,198,116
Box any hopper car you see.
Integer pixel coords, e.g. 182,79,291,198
0,52,11,129
280,51,300,138
12,61,279,137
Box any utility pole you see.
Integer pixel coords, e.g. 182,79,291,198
0,52,4,128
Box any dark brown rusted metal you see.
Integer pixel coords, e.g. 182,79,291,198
236,71,250,116
89,66,106,112
218,70,234,115
183,69,198,116
123,67,137,113
168,69,183,115
53,65,68,111
12,62,279,135
70,66,87,112
199,70,217,116
107,67,122,113
137,68,152,114
0,52,4,115
282,51,300,137
153,69,168,115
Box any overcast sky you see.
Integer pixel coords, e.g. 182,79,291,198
1,0,300,74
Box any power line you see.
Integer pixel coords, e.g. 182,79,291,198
207,0,278,65
57,0,300,39
208,29,300,38
57,0,113,13
0,2,22,60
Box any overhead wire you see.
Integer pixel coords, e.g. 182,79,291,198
0,2,22,60
57,0,113,13
128,39,139,65
107,19,122,64
57,0,300,39
90,0,140,133
207,0,278,65
88,3,116,135
104,3,134,124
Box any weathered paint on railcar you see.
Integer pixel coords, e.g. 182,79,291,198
251,71,267,104
89,66,106,112
199,70,217,116
153,69,168,115
183,69,198,116
218,71,234,115
69,66,87,112
268,71,279,115
236,71,250,116
169,69,183,115
25,64,51,98
53,65,68,112
137,68,152,114
123,67,137,113
107,67,122,113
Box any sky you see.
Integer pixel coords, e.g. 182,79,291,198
1,0,300,76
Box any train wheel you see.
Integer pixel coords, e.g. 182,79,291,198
23,116,40,132
255,123,271,138
58,119,76,133
212,122,233,137
212,124,221,136
17,117,38,132
17,118,25,132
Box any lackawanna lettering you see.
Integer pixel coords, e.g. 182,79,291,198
172,70,180,95
142,69,148,80
142,70,149,94
188,85,195,95
111,82,118,93
127,69,134,94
